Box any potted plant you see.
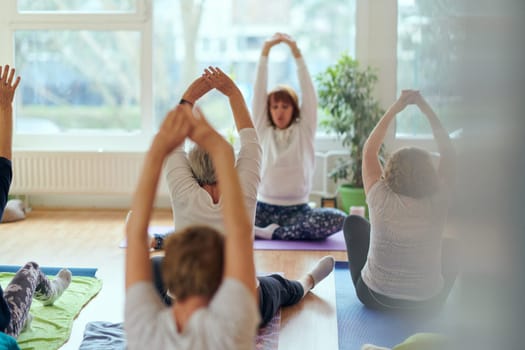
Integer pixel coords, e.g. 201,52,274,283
316,53,384,214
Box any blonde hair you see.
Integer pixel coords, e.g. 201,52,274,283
266,84,300,128
188,145,216,186
162,226,224,302
383,147,440,198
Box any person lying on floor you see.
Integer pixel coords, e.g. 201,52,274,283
147,68,335,328
0,65,72,340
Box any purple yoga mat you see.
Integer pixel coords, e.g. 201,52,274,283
122,226,347,251
254,230,346,251
253,231,346,251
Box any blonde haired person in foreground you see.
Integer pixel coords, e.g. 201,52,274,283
343,90,459,310
125,103,260,349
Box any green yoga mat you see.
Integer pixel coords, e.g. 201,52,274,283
0,273,103,350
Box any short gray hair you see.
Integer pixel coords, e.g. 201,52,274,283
188,145,216,186
383,147,440,198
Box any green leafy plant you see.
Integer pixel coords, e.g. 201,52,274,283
316,53,384,188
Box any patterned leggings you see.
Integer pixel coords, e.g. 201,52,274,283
2,262,54,338
255,202,346,240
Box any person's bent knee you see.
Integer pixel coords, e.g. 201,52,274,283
343,215,368,234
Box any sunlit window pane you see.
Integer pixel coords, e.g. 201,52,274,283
17,0,136,13
397,0,463,137
153,0,356,134
14,30,141,134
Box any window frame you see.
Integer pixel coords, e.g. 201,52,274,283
2,0,153,151
1,0,425,153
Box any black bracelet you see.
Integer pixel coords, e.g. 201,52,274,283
179,98,193,107
153,234,164,250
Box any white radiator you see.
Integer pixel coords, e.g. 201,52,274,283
10,151,168,195
10,150,347,197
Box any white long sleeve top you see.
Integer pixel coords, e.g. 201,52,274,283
164,128,261,234
252,56,317,206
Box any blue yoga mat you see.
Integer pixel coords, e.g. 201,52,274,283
334,261,460,350
0,265,97,277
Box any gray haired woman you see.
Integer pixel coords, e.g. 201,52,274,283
343,90,459,311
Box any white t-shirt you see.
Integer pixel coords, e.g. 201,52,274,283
251,56,317,206
362,180,448,300
125,278,260,350
164,128,261,233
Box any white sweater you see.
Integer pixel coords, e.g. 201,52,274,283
164,128,261,234
252,56,317,206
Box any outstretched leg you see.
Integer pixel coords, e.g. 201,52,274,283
3,262,71,337
257,256,335,326
257,275,303,326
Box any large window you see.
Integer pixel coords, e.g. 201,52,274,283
396,0,463,138
6,0,356,151
15,30,141,134
17,0,137,13
7,0,148,150
153,0,356,134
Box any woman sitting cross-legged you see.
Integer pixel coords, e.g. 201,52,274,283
251,33,346,241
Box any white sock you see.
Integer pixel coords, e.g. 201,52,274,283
41,269,72,306
299,256,335,295
254,224,279,240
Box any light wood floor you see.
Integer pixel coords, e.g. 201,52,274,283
0,209,347,350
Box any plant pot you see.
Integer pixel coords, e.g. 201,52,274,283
338,184,367,216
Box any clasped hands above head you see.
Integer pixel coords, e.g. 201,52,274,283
182,66,237,105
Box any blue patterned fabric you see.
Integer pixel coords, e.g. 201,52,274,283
255,202,346,240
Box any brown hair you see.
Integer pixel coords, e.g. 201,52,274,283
266,85,300,128
383,147,440,198
162,226,224,302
